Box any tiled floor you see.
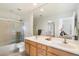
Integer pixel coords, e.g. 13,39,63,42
0,42,26,56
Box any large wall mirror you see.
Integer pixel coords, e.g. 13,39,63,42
33,3,79,38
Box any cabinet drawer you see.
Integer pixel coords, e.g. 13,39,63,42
26,40,37,47
47,47,74,56
29,40,37,46
25,40,30,43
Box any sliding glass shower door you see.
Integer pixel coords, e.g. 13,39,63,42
0,19,24,46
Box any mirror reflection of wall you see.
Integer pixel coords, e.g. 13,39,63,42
47,20,55,36
59,16,75,38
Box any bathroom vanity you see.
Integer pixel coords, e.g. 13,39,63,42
24,36,79,56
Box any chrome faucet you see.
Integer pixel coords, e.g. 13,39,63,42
63,36,67,44
63,35,69,44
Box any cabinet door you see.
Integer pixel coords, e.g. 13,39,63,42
37,49,46,56
30,45,37,56
47,46,75,56
47,52,56,56
25,43,30,55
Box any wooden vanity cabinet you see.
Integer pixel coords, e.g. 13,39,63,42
25,40,77,56
25,40,37,56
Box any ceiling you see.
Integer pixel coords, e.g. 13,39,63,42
33,3,79,19
0,3,44,19
0,3,43,12
0,3,79,20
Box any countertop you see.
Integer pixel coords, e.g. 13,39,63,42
24,36,79,55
